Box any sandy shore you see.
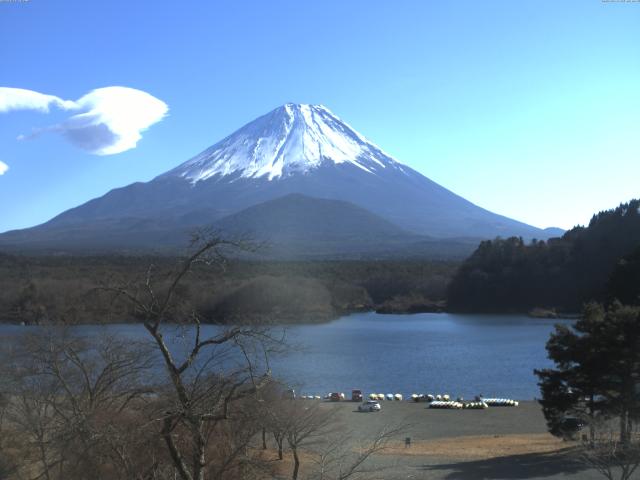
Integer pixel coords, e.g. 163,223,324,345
277,400,604,480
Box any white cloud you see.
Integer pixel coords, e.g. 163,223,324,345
1,86,168,155
0,161,8,175
0,87,77,113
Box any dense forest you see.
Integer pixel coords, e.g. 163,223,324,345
5,200,639,323
447,199,640,313
0,254,456,325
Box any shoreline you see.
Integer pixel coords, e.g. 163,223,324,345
0,307,582,327
293,400,597,479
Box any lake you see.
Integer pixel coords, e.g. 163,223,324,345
0,312,568,400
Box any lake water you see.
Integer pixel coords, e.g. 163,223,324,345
0,312,568,400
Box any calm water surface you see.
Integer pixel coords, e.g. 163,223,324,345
0,312,569,400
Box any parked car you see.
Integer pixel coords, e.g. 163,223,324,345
351,389,363,402
329,392,342,402
358,400,382,412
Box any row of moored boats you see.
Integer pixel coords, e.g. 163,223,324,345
296,392,519,409
412,394,519,409
369,393,404,401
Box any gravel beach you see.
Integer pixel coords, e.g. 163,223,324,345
289,400,605,480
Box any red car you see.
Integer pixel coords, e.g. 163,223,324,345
329,392,342,402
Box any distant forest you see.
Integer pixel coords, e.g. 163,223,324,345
4,200,640,324
0,255,456,325
447,199,640,313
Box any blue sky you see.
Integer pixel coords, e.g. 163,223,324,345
1,0,638,232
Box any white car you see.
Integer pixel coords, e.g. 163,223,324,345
358,400,382,412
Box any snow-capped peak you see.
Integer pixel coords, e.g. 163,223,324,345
163,103,406,183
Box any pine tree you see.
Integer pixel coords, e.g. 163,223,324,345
535,302,640,444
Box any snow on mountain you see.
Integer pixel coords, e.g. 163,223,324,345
163,103,408,182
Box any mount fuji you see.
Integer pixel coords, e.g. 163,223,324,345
0,103,559,256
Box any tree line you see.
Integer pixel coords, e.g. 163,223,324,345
0,253,457,325
447,199,640,313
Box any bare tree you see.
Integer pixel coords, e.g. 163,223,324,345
310,424,404,480
256,385,402,480
255,380,295,461
105,234,282,480
0,330,159,480
0,234,284,480
578,419,640,480
280,401,337,480
0,390,17,480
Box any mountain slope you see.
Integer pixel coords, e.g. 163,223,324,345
0,103,558,254
215,193,413,242
212,193,480,259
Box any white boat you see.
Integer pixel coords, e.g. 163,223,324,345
483,398,518,407
463,401,488,409
429,400,463,409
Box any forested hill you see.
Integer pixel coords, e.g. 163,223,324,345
447,199,640,313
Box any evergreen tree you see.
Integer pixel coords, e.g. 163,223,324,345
448,199,640,312
535,303,609,441
607,246,640,306
535,303,640,444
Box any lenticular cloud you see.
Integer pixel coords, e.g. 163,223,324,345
0,86,168,155
0,88,77,113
